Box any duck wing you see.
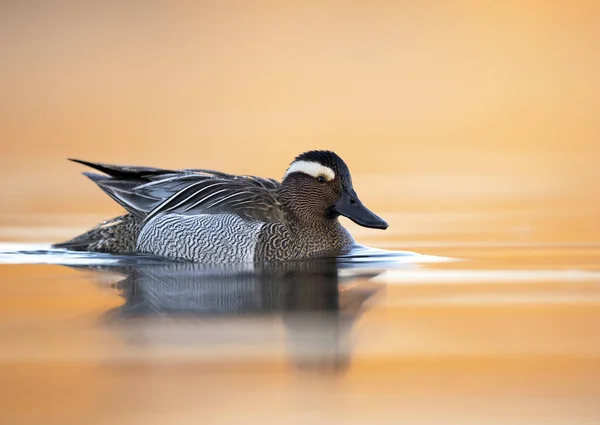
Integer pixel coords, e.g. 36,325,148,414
70,159,285,223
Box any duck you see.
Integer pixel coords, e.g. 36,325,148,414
53,150,388,262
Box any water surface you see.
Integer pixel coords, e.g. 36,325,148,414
1,219,600,425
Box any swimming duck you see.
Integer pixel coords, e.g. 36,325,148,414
53,150,388,262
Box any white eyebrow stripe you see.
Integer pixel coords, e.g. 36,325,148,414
283,161,335,181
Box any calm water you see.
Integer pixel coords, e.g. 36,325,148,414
1,212,599,425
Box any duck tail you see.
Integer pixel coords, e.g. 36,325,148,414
52,214,142,253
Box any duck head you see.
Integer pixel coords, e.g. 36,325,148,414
281,150,388,230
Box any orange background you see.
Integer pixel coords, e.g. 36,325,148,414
0,1,599,234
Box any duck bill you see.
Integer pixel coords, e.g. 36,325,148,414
334,191,388,230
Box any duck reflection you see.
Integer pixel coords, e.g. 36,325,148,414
81,258,385,373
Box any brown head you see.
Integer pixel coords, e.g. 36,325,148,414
280,150,388,230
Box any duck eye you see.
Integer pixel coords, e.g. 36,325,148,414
317,175,326,183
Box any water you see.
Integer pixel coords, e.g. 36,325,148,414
1,228,600,425
0,242,449,368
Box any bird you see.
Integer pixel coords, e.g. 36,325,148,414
53,150,388,262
